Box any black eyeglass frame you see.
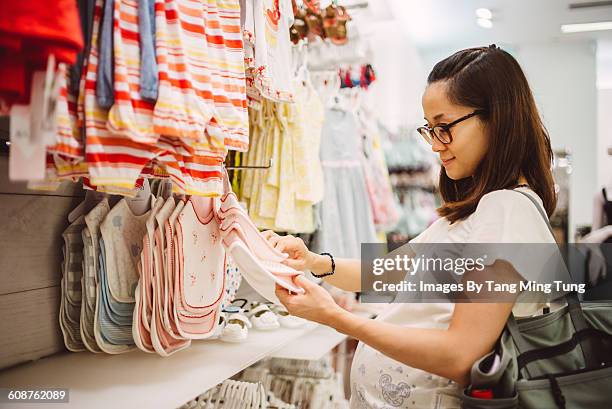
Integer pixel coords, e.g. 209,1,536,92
418,109,485,145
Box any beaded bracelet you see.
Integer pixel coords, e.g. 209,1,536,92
311,252,335,278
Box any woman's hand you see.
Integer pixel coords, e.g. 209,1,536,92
261,231,317,271
328,287,357,312
274,276,342,326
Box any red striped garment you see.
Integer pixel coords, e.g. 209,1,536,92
107,0,158,143
84,0,226,197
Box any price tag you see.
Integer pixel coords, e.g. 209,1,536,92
9,104,46,181
40,55,61,147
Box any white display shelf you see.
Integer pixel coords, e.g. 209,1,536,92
0,322,318,409
271,310,375,361
271,324,347,361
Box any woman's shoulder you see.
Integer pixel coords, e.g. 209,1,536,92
475,188,544,217
470,187,555,243
409,217,450,243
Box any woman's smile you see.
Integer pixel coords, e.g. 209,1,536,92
441,157,455,167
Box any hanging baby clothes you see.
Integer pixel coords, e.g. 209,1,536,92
106,0,157,143
30,0,248,199
0,0,84,108
80,197,111,353
96,186,152,353
133,196,165,353
241,96,319,234
151,199,192,356
311,108,377,258
222,255,241,309
243,101,293,229
80,0,227,197
153,0,248,150
246,0,295,102
60,215,87,352
292,78,325,206
95,236,137,353
357,108,400,231
172,196,226,339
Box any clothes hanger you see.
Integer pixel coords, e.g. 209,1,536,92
230,381,242,409
125,178,152,216
247,382,257,409
213,381,228,409
259,383,266,409
240,382,252,409
197,389,213,409
249,383,257,409
67,188,105,223
227,381,239,409
237,381,250,409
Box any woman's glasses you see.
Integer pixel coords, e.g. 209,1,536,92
417,110,485,145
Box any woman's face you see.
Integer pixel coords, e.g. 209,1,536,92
422,81,488,180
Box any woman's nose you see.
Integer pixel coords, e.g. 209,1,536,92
431,137,446,153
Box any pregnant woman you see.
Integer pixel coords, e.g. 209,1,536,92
263,45,558,409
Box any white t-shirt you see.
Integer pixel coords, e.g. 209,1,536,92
349,187,557,409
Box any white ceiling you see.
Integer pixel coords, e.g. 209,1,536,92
381,0,612,49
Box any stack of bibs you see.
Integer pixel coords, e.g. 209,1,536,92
60,175,301,357
132,175,305,356
133,193,190,356
217,179,305,305
173,196,227,339
60,207,87,352
80,198,111,353
132,194,239,356
132,194,166,353
95,180,154,354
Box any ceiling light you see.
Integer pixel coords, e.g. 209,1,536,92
475,8,493,20
477,18,493,29
561,21,612,33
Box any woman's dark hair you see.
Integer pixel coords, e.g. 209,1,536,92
428,45,556,223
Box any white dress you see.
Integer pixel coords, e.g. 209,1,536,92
349,187,557,409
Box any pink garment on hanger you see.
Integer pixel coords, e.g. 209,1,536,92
172,196,226,339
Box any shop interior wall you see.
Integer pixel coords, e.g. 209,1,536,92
361,18,427,133
596,41,612,195
517,41,597,238
597,89,612,193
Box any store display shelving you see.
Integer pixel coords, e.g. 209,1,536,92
0,322,319,409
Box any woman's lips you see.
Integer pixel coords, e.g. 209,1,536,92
441,157,455,167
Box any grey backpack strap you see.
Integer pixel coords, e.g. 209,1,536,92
506,314,538,378
509,189,599,371
512,189,555,239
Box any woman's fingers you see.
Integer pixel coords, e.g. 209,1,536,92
261,230,278,240
274,283,293,305
273,238,293,254
282,258,304,270
275,236,304,253
262,230,286,250
294,275,318,291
